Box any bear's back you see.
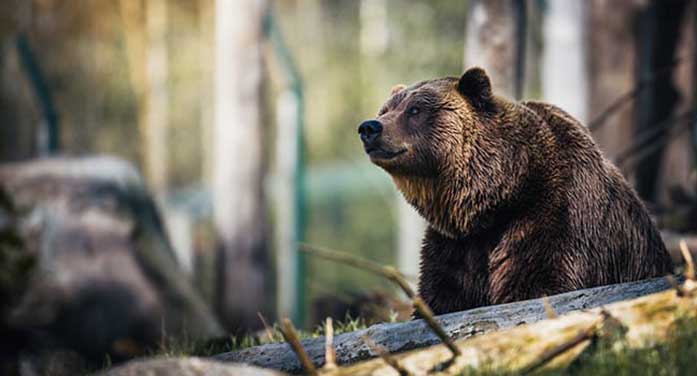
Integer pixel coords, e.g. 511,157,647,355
521,101,672,285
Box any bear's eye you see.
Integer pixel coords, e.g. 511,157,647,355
378,107,388,116
408,106,420,116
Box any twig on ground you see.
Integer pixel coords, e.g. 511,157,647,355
542,296,558,319
300,243,461,360
680,240,695,281
257,312,275,342
413,297,461,358
299,243,416,297
279,318,317,376
324,317,337,370
362,335,410,376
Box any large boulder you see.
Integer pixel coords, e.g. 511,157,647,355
0,156,223,368
101,357,283,376
0,184,35,375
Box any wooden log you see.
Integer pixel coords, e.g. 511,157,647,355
330,279,697,375
214,276,674,373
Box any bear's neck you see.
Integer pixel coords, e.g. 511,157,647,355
393,163,557,239
392,174,486,238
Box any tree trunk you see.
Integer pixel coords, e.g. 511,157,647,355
144,0,169,198
644,0,694,206
464,0,523,99
542,0,589,123
586,0,643,161
633,0,688,204
118,0,169,198
213,0,271,332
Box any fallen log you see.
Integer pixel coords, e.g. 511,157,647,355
214,276,674,373
331,278,697,375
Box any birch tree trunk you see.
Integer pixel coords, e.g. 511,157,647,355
144,0,169,198
213,0,271,332
464,0,521,99
542,0,588,123
119,0,169,198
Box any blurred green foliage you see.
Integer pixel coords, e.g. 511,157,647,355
276,0,468,311
0,0,470,322
277,0,468,162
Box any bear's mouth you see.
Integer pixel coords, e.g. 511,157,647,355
365,146,407,160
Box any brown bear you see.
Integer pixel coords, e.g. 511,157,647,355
358,67,673,315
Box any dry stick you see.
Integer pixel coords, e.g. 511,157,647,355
615,109,695,165
679,240,695,281
324,317,337,370
279,318,318,376
619,112,695,172
362,335,411,376
622,122,692,172
299,243,461,358
299,243,416,297
542,296,558,319
257,312,275,342
588,55,687,132
413,297,462,357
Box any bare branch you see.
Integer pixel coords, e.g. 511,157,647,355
361,335,410,376
279,318,317,376
301,243,460,360
615,109,694,166
412,297,461,358
618,110,695,172
299,243,416,298
324,318,337,370
679,240,695,281
588,55,687,131
542,296,558,319
257,312,274,342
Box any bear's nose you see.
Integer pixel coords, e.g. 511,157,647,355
358,120,383,144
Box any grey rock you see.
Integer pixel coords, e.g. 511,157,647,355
101,357,284,376
0,156,223,363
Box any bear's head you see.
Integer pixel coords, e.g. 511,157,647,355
358,67,535,237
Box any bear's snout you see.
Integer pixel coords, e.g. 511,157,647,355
358,119,383,146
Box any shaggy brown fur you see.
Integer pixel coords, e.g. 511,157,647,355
359,67,673,315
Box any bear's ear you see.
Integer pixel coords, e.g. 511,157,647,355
390,84,407,96
457,67,494,111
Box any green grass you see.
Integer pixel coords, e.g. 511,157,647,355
147,313,374,360
556,316,697,376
